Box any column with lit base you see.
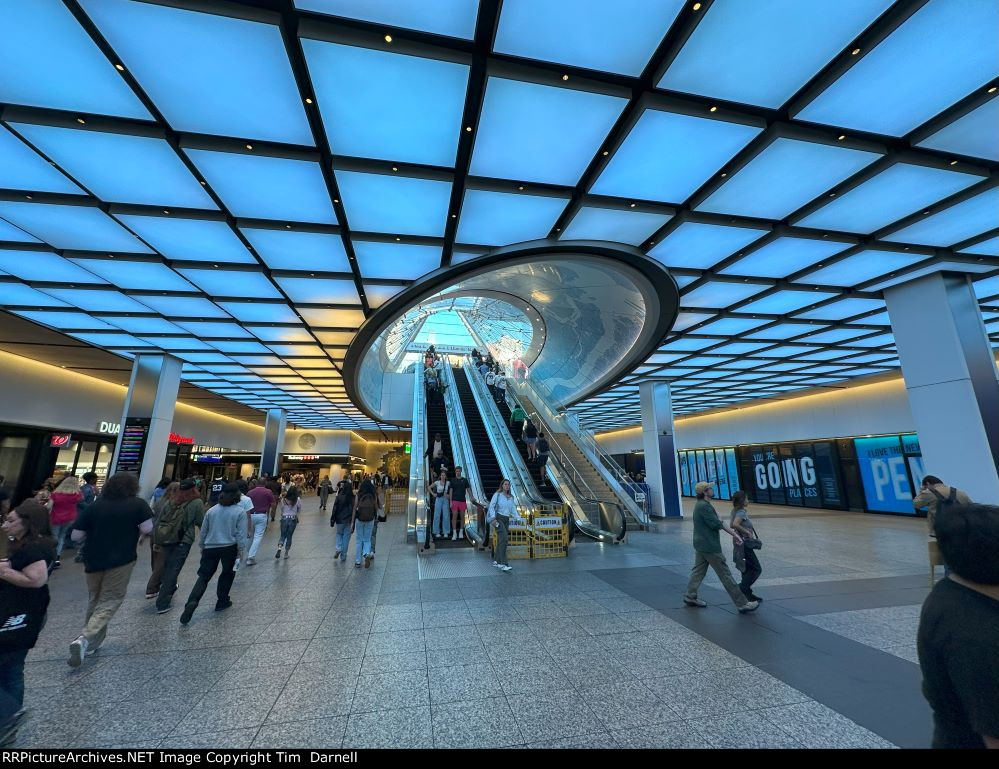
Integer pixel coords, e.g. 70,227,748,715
884,272,999,502
639,380,683,518
260,409,287,478
110,353,183,501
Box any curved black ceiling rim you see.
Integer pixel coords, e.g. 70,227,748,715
342,239,680,425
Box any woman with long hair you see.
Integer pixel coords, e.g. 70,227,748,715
330,482,354,562
487,479,516,573
145,481,180,600
49,476,82,570
179,483,247,625
730,490,763,603
0,500,55,745
276,485,301,560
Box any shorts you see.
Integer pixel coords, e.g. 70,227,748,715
524,437,538,446
450,501,467,514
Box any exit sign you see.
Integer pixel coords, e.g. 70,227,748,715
404,442,411,454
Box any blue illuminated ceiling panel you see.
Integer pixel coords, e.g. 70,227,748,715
364,284,405,308
494,0,683,76
719,237,852,278
917,98,999,162
0,284,70,308
470,78,627,186
795,163,982,234
185,150,336,224
79,0,312,145
0,202,151,252
456,189,568,246
800,249,926,286
0,0,150,119
176,268,282,299
796,0,999,136
0,251,105,284
219,302,300,324
102,316,185,335
680,281,768,309
560,206,672,246
796,298,884,321
883,187,999,247
240,228,351,272
353,241,441,280
660,0,892,108
739,290,838,315
114,215,255,264
303,40,468,167
0,220,40,243
11,124,214,208
136,296,230,319
335,171,450,237
960,236,999,257
591,109,762,203
0,126,82,194
648,222,768,269
275,277,359,305
294,0,479,39
697,138,881,220
41,288,154,314
13,310,112,331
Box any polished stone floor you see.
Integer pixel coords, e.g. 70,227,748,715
18,499,933,749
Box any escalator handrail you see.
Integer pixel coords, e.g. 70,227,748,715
407,359,430,542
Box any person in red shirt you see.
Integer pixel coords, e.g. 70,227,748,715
245,481,274,565
49,476,82,570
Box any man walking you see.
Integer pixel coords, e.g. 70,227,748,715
245,480,273,565
152,479,204,613
683,482,759,614
912,475,972,536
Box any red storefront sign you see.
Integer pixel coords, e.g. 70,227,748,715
169,432,194,445
50,434,72,447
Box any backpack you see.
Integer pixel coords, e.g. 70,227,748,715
154,501,189,546
930,487,960,521
356,491,377,522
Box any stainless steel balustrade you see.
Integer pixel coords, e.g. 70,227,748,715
406,360,429,543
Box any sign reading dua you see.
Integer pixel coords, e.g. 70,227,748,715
99,421,193,445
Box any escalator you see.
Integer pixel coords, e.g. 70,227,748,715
453,367,503,500
493,395,561,503
424,382,468,549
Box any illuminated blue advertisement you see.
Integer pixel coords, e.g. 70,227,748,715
854,435,921,514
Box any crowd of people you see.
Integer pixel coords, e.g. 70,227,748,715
0,465,395,746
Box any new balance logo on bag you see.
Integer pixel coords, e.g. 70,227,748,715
0,614,27,633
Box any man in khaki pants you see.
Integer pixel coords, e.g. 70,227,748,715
69,473,153,666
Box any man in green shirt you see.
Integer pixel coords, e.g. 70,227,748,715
509,404,526,441
684,482,759,613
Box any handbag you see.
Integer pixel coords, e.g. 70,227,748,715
743,537,762,550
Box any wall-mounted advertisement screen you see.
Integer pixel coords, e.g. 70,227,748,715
742,441,845,510
676,446,738,501
854,435,918,514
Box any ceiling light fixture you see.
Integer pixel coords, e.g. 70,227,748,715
115,64,125,72
837,135,845,141
245,144,253,150
602,150,609,156
384,34,392,43
709,106,717,113
949,159,958,166
76,118,85,124
391,166,398,171
629,202,636,208
24,194,32,200
517,185,524,190
465,126,472,132
305,98,313,104
851,48,861,55
693,2,702,9
989,86,998,93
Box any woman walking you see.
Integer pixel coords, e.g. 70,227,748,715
179,483,247,625
0,501,55,745
730,491,763,603
145,481,179,599
352,476,378,568
318,477,333,512
275,486,301,560
330,483,354,562
428,471,451,540
487,479,516,573
49,476,82,570
152,480,204,614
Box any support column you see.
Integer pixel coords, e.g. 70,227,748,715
260,409,287,478
111,353,182,501
885,272,999,502
639,380,683,518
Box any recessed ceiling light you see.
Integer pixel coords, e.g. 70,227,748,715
561,74,569,81
602,150,609,156
286,224,292,229
384,34,392,43
837,135,845,141
720,172,727,178
709,106,717,113
334,199,339,203
851,48,861,55
629,203,636,208
990,86,998,93
163,209,170,214
692,2,702,9
517,185,524,190
115,64,125,72
24,194,32,200
391,166,398,171
245,144,253,150
395,237,401,241
465,126,472,132
451,214,456,218
76,118,85,124
949,159,958,166
305,98,313,104
199,180,206,185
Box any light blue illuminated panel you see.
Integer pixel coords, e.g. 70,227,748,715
660,0,892,108
456,189,568,245
0,126,82,194
960,235,999,256
560,206,671,245
335,172,450,237
13,311,114,331
101,316,186,335
136,296,230,319
917,98,999,162
745,323,816,340
796,0,999,136
175,321,250,338
0,0,150,119
0,284,69,308
364,284,404,308
70,332,151,348
185,150,336,225
274,277,360,305
696,317,769,335
648,222,767,269
680,281,767,309
0,202,152,252
590,109,762,203
41,288,154,314
795,164,981,234
240,228,351,272
494,0,683,76
115,215,255,263
697,138,881,220
739,290,838,315
800,249,926,286
0,219,39,243
471,78,627,186
11,124,215,209
79,0,312,145
294,0,478,39
0,251,105,284
796,297,884,321
352,241,441,280
720,237,851,278
176,268,282,299
302,40,468,167
883,187,999,247
218,302,300,324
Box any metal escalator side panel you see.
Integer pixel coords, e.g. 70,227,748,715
438,361,487,547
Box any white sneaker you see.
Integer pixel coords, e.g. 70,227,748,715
451,531,457,541
68,636,88,668
458,529,464,539
492,561,501,568
501,565,513,572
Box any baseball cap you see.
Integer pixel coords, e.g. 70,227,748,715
179,479,197,491
695,481,713,494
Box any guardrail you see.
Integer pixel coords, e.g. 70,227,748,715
406,360,429,543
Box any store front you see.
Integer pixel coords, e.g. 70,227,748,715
190,447,260,485
677,433,925,516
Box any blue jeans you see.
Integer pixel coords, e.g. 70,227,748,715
51,523,72,559
335,522,351,559
247,513,268,559
279,517,298,551
355,519,374,563
0,649,28,722
433,496,451,537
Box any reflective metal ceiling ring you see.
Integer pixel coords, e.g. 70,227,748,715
343,238,680,425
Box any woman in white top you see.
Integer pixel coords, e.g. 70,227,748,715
494,370,507,405
428,471,451,540
488,479,516,572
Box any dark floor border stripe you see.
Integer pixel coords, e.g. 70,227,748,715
593,565,933,749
